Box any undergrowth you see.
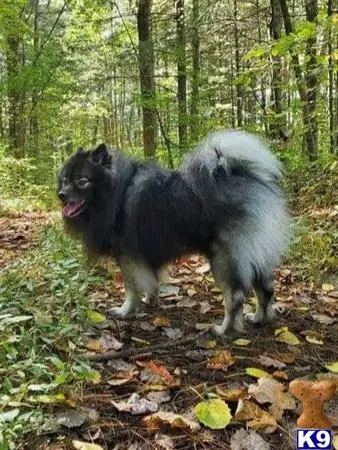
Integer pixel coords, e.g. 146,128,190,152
0,221,108,449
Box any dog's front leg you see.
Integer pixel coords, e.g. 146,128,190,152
109,284,139,318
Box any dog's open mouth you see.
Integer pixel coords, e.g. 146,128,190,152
63,200,86,218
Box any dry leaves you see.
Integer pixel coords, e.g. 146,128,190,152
111,393,158,415
143,411,200,433
230,429,270,450
234,399,277,433
207,350,235,371
248,376,296,420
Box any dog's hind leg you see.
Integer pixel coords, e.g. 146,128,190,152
247,276,275,325
210,249,245,337
109,257,158,318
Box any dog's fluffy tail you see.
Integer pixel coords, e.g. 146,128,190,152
180,129,282,186
180,130,290,283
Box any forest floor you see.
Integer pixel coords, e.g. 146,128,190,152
0,166,337,450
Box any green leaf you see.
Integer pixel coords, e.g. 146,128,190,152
87,310,105,323
275,327,300,346
233,338,251,346
245,367,270,379
0,408,20,423
325,361,338,373
244,46,267,60
28,393,65,404
195,398,232,429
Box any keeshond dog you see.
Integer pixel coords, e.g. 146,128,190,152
57,130,289,336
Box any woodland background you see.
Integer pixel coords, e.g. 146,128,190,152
0,1,337,449
0,0,337,209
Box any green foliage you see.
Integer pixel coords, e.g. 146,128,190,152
0,220,107,447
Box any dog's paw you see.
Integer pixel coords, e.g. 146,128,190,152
246,306,275,325
211,323,243,338
108,306,133,318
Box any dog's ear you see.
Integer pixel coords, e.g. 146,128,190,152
91,143,112,168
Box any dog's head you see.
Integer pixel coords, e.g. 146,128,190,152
57,143,112,219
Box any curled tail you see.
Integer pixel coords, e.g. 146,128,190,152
180,130,282,186
180,130,290,282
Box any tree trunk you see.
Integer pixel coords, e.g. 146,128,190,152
269,0,286,140
234,0,243,127
176,0,188,150
6,36,25,157
278,0,317,160
305,0,318,152
328,0,337,154
30,0,40,154
190,0,200,142
137,0,157,158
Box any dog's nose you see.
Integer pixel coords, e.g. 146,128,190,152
58,189,67,202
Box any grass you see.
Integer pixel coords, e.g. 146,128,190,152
0,220,107,448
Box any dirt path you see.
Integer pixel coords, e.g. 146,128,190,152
43,258,337,450
0,211,49,270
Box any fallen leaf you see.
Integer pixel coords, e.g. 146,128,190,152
28,393,65,404
139,321,156,331
233,338,251,346
305,335,324,345
276,352,296,364
196,263,210,274
187,288,197,297
87,310,105,324
111,393,158,415
200,301,212,314
195,398,232,429
0,409,20,422
195,323,211,330
160,285,180,298
177,297,197,308
275,327,300,346
85,335,123,353
248,376,296,420
207,350,235,371
216,385,247,402
56,410,86,429
234,400,277,433
230,429,271,450
107,369,137,386
155,433,175,449
245,368,270,379
325,361,338,373
312,314,336,325
322,283,335,292
72,441,104,450
141,361,180,387
272,370,288,380
153,316,171,328
258,355,286,370
143,411,200,432
145,391,171,404
162,327,184,340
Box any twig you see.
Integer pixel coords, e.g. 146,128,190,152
87,329,209,362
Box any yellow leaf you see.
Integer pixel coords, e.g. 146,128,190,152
305,335,324,345
28,393,65,404
89,370,101,385
245,368,270,379
85,339,102,352
72,441,104,450
322,283,335,292
233,338,251,346
325,361,338,373
275,327,300,346
195,398,232,429
87,310,105,323
152,315,171,328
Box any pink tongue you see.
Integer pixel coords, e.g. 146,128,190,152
63,203,81,217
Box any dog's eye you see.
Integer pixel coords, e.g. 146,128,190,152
76,178,89,188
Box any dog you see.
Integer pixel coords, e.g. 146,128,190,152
57,130,290,336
